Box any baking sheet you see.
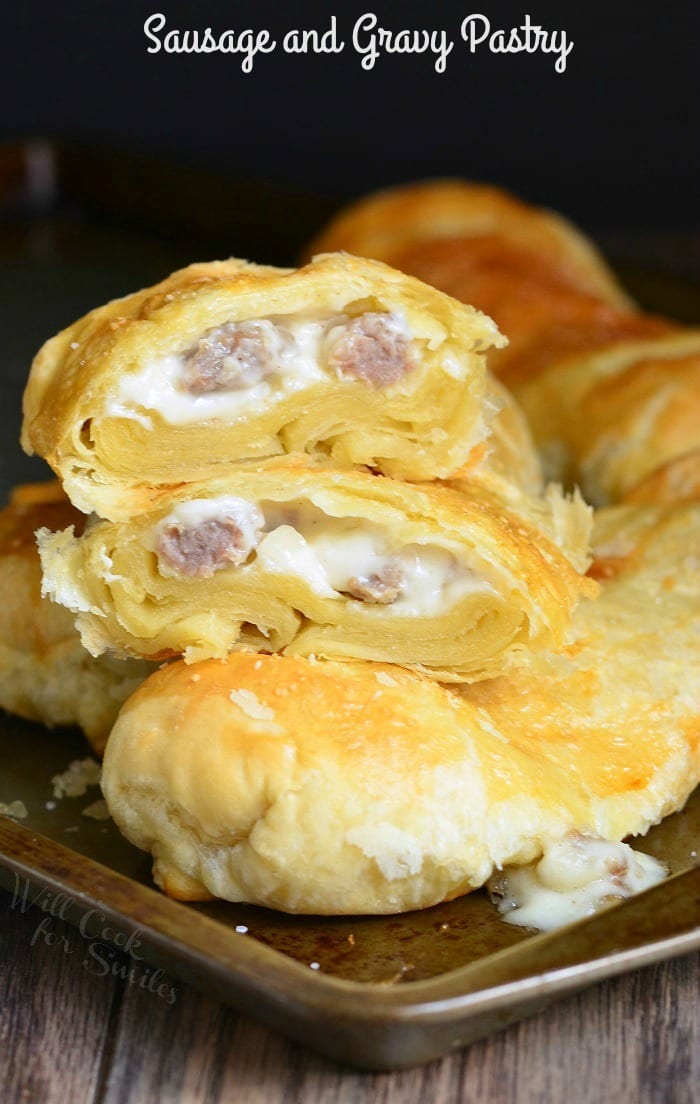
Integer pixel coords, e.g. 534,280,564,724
0,140,698,1069
1,723,698,1070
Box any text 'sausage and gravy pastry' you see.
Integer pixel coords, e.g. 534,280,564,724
100,498,700,914
0,482,152,755
37,456,594,679
21,253,505,520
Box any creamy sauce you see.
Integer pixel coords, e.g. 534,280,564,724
257,501,491,615
489,832,667,932
106,310,414,426
152,496,492,615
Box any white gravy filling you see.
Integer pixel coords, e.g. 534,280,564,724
489,831,667,932
107,310,415,427
152,497,493,616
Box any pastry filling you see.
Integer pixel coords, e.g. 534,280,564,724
153,497,492,615
325,312,411,387
181,321,282,394
155,498,264,579
488,831,667,932
108,311,416,426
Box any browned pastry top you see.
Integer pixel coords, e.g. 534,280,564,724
377,234,674,388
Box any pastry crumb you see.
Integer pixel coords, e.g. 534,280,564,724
375,671,399,688
229,688,275,721
0,800,28,819
82,799,111,821
51,758,101,799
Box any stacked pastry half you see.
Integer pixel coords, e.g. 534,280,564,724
22,252,593,689
8,216,697,918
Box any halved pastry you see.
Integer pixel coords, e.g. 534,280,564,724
37,456,594,681
100,498,700,914
0,481,152,755
21,253,504,520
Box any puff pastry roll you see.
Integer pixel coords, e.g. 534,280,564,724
0,482,151,755
306,180,673,389
37,456,594,680
622,450,700,507
101,498,700,914
517,331,700,504
21,253,504,520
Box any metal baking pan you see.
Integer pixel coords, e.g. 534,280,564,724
0,138,698,1070
0,716,698,1070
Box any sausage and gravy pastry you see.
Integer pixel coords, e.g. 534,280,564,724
37,456,594,679
100,497,700,914
0,482,152,755
21,253,505,520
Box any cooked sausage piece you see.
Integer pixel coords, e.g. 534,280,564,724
157,517,259,578
180,322,277,394
327,313,414,387
342,560,406,604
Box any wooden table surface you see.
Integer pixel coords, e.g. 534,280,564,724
1,884,698,1103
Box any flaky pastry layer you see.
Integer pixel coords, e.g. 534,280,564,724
37,456,594,681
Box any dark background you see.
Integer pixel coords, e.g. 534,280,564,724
0,0,698,233
0,0,698,494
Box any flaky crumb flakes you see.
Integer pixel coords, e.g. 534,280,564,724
51,758,101,799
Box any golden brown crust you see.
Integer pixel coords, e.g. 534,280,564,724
21,252,504,519
38,455,594,680
306,179,633,309
517,332,700,503
101,499,700,914
0,482,152,755
622,450,700,507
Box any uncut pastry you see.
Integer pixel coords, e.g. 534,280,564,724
101,498,700,914
0,482,152,755
516,332,700,504
37,455,594,680
622,449,700,507
21,253,505,520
